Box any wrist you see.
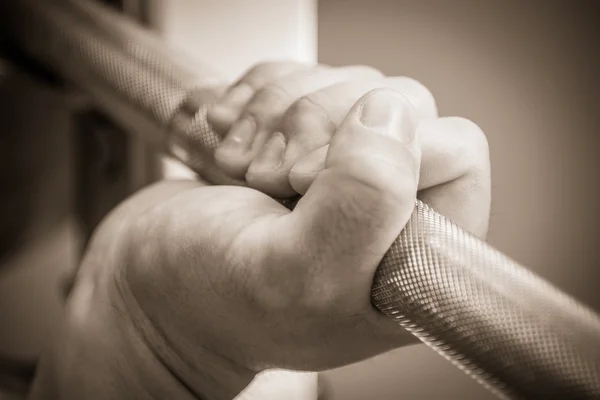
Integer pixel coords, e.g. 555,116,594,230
29,270,254,400
112,260,256,400
28,275,198,400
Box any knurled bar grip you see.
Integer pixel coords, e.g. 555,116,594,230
2,1,599,398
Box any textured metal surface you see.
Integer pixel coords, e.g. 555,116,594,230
373,201,600,399
2,1,600,399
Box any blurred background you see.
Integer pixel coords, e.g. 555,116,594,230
1,0,599,399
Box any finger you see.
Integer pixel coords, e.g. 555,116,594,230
278,88,421,310
416,117,491,238
213,65,384,179
290,117,491,238
207,61,309,134
246,76,436,196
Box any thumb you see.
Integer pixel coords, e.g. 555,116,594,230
284,88,421,277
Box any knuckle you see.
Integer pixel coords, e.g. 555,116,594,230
389,76,438,118
242,61,303,89
241,62,279,88
284,96,317,123
231,86,287,129
446,116,490,173
451,117,489,158
341,64,384,78
400,76,433,98
245,83,290,118
281,96,334,137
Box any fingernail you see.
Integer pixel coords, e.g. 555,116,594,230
251,132,287,171
216,82,254,108
359,89,415,143
220,116,257,151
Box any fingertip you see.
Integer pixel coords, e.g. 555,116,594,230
207,104,241,135
245,171,298,198
213,144,253,180
288,170,318,196
245,132,299,197
207,82,255,134
217,82,255,108
213,115,261,179
288,145,328,195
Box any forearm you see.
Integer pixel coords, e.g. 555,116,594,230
27,260,254,400
26,277,198,400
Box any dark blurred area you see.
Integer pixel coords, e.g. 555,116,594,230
0,0,157,272
0,1,159,396
0,60,70,271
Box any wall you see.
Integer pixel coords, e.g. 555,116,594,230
151,0,318,81
150,0,319,180
317,1,600,399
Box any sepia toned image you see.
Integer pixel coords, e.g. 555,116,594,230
1,1,599,399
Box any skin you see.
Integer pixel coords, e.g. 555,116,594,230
28,62,491,400
208,62,491,237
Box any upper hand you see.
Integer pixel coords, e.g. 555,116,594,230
207,61,490,237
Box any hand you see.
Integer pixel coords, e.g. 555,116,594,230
56,64,491,400
207,62,490,237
